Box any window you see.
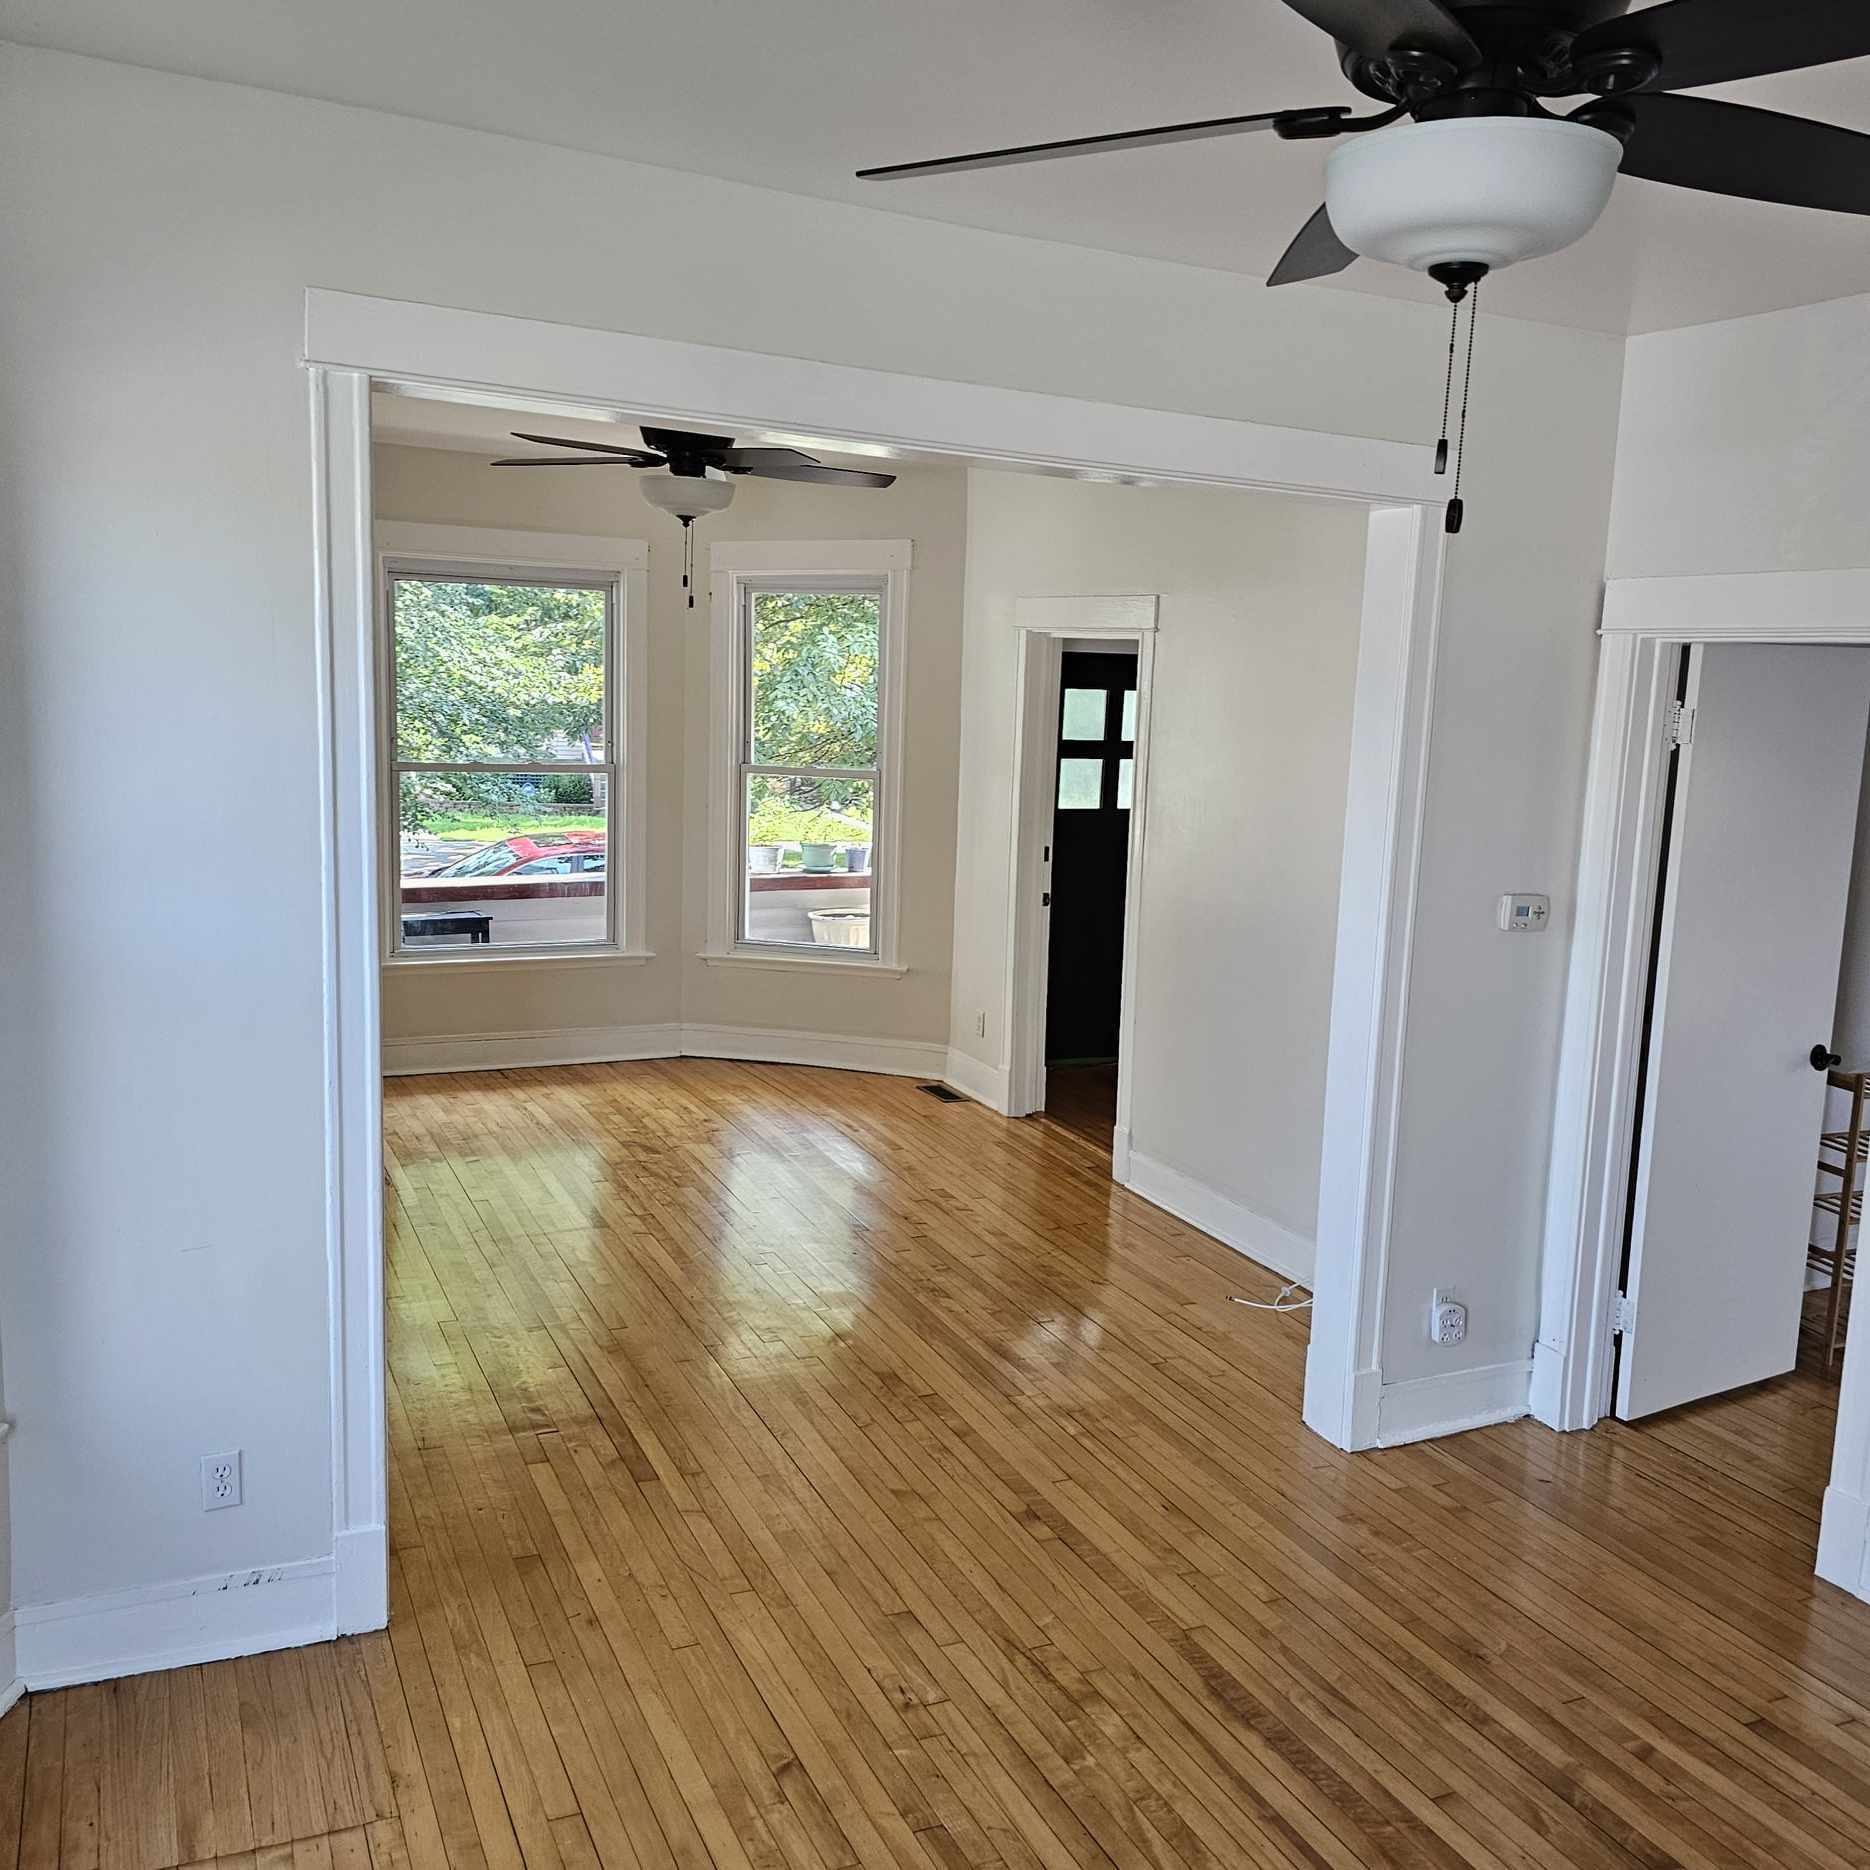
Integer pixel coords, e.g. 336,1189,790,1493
707,542,910,969
378,529,647,961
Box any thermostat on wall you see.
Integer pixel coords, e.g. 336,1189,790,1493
1497,893,1550,932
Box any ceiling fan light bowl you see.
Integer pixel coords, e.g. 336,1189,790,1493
1324,117,1622,274
638,472,736,520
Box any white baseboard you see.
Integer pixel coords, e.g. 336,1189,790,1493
1111,1123,1132,1179
384,1022,680,1075
942,1047,1013,1114
683,1024,946,1079
15,1556,338,1690
334,1524,388,1635
384,1022,947,1080
1817,1484,1870,1601
1120,1148,1315,1287
0,1611,19,1718
1527,1338,1575,1431
1374,1359,1533,1447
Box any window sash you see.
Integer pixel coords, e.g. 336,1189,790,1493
384,564,623,957
734,577,888,958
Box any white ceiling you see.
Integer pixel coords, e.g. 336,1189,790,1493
6,0,1868,333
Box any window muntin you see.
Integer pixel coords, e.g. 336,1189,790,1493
736,580,886,956
387,568,619,955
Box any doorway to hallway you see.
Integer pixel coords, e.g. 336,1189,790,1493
1043,646,1138,1155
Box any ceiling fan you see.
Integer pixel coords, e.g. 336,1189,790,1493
856,0,1870,300
494,425,896,602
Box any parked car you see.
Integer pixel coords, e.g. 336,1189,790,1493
424,832,605,879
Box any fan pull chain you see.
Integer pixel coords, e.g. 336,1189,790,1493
1446,277,1479,536
681,516,695,609
1434,295,1459,477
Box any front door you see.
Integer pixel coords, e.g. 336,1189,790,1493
1045,652,1137,1064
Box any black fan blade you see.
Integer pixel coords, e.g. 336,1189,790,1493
1572,0,1870,96
492,456,647,467
1266,204,1358,286
1618,95,1870,216
718,446,823,471
1277,0,1477,66
743,464,897,489
857,107,1331,180
507,431,664,463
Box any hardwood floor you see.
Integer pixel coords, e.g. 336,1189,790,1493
2,1057,1866,1870
1040,1065,1118,1158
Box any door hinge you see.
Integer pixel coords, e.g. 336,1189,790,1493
1666,702,1695,749
1041,891,1051,906
1612,1291,1637,1337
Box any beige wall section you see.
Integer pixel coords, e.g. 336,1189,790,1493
951,470,1366,1246
681,473,966,1045
373,442,965,1050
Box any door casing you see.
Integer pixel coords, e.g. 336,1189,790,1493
1535,568,1870,1604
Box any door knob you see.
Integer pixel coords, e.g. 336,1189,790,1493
1812,1043,1843,1071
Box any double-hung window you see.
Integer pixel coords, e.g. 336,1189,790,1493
378,526,647,960
707,542,910,969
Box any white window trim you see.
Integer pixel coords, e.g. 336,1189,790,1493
374,521,650,967
704,539,911,974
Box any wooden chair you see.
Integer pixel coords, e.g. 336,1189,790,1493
1811,1066,1866,1368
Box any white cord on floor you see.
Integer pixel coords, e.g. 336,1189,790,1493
1232,1282,1312,1313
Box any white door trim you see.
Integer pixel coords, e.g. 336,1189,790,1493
1005,601,1158,1151
1303,506,1449,1450
305,289,1449,1554
1535,568,1870,1604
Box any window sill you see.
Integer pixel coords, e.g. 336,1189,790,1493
384,947,655,970
697,949,908,978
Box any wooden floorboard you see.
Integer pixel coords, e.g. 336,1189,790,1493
4,1058,1867,1869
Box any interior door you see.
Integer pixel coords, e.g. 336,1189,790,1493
1618,643,1870,1420
1044,652,1137,1064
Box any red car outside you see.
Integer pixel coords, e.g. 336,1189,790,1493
425,832,606,880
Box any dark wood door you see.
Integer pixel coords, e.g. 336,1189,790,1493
1045,652,1137,1064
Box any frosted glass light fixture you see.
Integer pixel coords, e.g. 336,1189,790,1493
1325,116,1623,274
637,472,736,520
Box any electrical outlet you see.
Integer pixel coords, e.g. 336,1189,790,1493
974,1010,987,1039
1429,1290,1467,1347
201,1450,242,1511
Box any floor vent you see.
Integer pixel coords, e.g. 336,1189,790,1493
918,1083,966,1103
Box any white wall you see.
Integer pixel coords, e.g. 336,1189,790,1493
0,39,1622,1630
1607,295,1870,1091
952,472,1366,1257
1607,293,1870,581
372,443,966,1054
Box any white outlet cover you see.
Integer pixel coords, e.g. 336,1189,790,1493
1430,1290,1468,1346
201,1449,243,1511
